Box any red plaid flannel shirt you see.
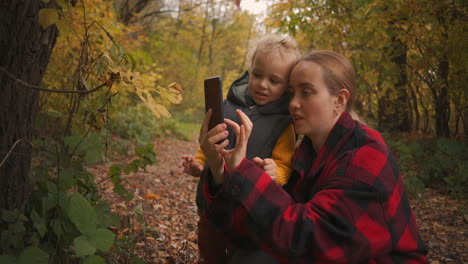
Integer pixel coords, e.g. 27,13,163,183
200,111,428,263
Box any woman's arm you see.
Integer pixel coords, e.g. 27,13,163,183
203,157,396,263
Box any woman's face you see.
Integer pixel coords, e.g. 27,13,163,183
289,61,340,141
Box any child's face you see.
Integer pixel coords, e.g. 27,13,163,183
248,51,294,105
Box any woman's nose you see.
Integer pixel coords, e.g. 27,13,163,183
289,95,299,110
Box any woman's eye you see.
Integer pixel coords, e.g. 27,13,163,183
302,90,312,96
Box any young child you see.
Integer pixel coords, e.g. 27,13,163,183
180,34,301,264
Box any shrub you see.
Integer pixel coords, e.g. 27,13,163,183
386,134,467,199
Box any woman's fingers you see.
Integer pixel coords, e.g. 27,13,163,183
236,110,253,134
199,109,212,142
214,139,230,152
224,118,240,136
236,110,252,148
206,127,228,146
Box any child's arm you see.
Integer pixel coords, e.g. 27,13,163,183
252,157,277,181
270,123,296,186
251,123,296,184
193,147,206,166
179,148,206,177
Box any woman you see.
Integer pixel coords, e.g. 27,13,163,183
198,50,428,263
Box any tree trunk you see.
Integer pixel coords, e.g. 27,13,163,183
197,0,210,66
117,0,151,25
390,39,411,132
0,0,58,211
464,106,468,142
409,84,420,132
434,59,451,137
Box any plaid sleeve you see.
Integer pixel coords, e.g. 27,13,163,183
204,155,425,263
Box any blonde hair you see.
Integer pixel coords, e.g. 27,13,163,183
299,50,356,109
247,34,301,68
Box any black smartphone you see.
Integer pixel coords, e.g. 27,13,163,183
204,76,224,130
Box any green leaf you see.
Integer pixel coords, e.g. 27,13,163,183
38,8,59,30
47,181,58,195
63,135,82,150
51,219,62,237
130,256,146,264
83,255,106,264
83,134,103,164
89,228,115,251
55,0,66,8
47,109,64,118
18,247,49,264
42,197,57,214
1,209,19,223
74,236,96,257
95,201,120,228
59,168,76,191
0,255,16,264
125,52,137,71
84,149,101,164
67,192,97,236
109,164,123,176
30,210,47,238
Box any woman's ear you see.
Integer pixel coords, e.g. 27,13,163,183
336,89,350,111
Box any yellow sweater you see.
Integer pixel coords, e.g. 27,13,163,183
194,123,295,186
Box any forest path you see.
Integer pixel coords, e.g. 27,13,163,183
93,138,466,264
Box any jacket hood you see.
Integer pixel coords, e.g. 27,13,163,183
226,71,291,115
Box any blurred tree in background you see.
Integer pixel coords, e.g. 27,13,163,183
268,0,467,138
267,0,467,199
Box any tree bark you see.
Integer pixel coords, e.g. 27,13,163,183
0,0,58,211
117,0,151,25
390,39,411,132
409,84,420,132
434,59,451,137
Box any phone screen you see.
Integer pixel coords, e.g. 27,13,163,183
204,76,224,130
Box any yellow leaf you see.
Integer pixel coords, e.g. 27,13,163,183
168,82,183,93
155,104,171,118
145,193,159,200
38,8,59,30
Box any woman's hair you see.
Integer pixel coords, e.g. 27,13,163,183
247,34,301,68
299,50,356,109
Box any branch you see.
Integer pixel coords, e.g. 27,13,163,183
143,3,203,19
0,139,33,168
0,66,113,94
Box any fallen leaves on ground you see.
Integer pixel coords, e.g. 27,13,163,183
93,138,467,263
92,138,200,263
411,189,467,263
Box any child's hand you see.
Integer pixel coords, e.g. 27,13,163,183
179,155,204,177
252,157,277,182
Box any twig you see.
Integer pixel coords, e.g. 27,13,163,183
0,139,33,168
97,169,123,186
0,66,110,94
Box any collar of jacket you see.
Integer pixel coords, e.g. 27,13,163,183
293,110,357,179
226,71,291,115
